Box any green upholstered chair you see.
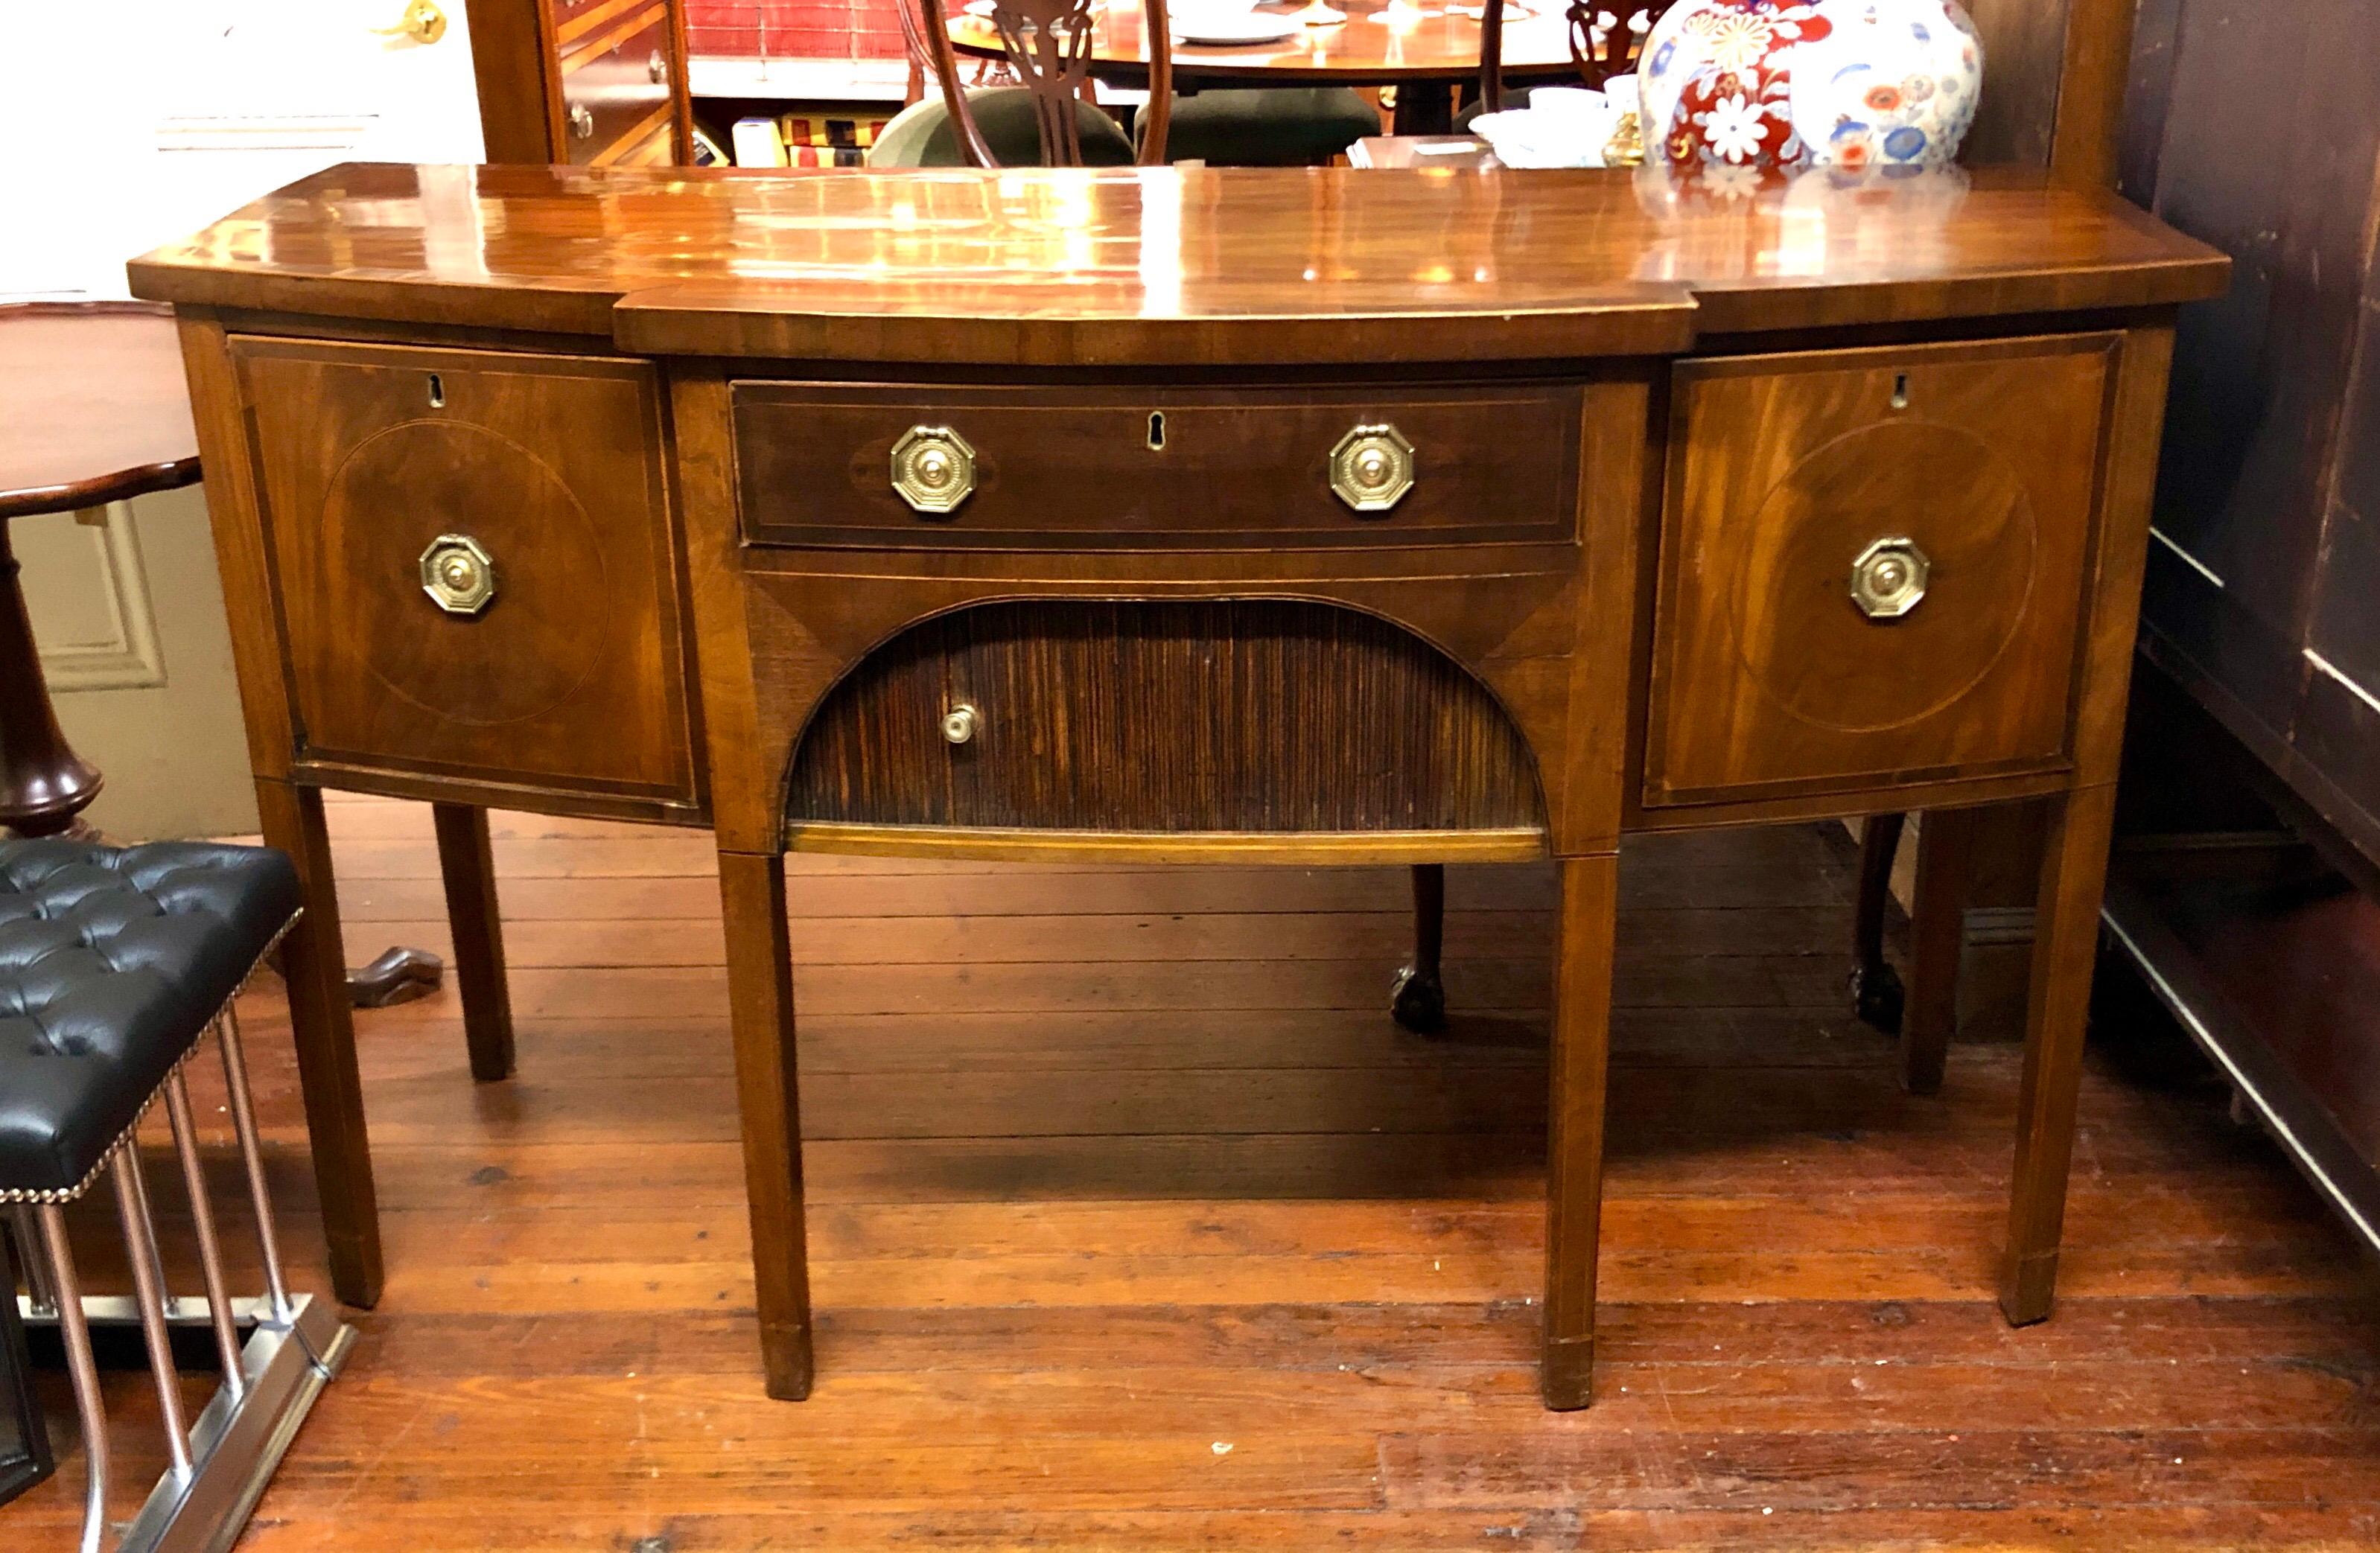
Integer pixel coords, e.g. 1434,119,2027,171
1148,86,1379,167
871,88,1137,168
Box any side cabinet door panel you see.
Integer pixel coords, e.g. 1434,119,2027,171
233,337,698,809
1644,334,2117,808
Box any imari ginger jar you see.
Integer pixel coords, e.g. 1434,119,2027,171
1639,0,1983,171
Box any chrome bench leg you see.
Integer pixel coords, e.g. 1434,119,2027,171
110,1147,194,1482
35,1204,109,1553
214,1010,293,1321
164,1070,247,1399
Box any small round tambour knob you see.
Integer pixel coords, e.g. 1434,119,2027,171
941,704,979,745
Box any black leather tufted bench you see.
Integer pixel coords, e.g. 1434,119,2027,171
0,838,344,1553
0,841,300,1201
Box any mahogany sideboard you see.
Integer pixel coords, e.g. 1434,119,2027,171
127,161,2226,1408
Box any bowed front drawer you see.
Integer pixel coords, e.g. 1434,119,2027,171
1643,334,2120,809
731,380,1585,549
230,336,700,811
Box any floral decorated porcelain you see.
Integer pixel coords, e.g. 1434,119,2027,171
1638,0,1983,172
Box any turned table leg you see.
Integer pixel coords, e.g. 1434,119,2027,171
0,520,103,836
2000,784,2119,1325
1391,861,1449,1033
719,849,815,1399
433,803,517,1081
1900,808,1978,1095
1543,851,1620,1409
1850,811,1908,1033
254,777,384,1308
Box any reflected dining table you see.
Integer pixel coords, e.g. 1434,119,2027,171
946,0,1580,131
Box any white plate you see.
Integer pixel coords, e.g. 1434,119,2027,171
1173,16,1302,43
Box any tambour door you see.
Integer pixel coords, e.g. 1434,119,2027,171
232,337,699,811
1643,334,2119,808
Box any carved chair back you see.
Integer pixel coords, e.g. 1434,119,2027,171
1477,0,1676,116
911,0,1174,166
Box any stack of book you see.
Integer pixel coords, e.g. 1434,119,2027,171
729,113,891,167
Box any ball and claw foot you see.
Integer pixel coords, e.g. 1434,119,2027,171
1851,960,1905,1035
1390,963,1448,1034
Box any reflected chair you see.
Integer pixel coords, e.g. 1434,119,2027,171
874,0,1172,167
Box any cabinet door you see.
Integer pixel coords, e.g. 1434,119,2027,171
233,337,698,812
1644,334,2116,808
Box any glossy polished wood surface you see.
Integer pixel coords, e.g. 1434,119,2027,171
127,163,2225,357
0,302,198,520
946,0,1576,84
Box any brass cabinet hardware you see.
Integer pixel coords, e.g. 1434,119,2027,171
891,425,979,514
940,704,979,744
419,534,497,616
649,49,669,83
371,0,448,45
1328,422,1416,513
568,102,596,141
1849,536,1929,619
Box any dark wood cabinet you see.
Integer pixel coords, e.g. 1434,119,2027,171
2086,0,2380,1262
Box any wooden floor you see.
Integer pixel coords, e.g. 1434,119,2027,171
10,795,2380,1549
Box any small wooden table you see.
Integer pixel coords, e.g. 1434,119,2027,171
948,0,1576,130
0,302,200,838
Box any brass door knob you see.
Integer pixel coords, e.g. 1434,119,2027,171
941,704,979,744
891,426,979,514
419,535,497,616
372,0,448,44
1328,423,1416,513
1850,537,1929,619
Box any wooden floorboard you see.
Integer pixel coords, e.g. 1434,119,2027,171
8,796,2379,1549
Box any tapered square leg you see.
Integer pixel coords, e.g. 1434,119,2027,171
1999,785,2119,1325
433,803,516,1082
719,849,815,1399
254,777,384,1309
1543,852,1620,1410
1902,807,1979,1096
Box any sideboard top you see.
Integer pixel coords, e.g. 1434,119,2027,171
127,162,2226,365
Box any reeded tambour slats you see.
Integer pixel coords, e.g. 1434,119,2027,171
783,599,1545,834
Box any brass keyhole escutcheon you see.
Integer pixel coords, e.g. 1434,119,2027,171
419,534,497,616
1850,536,1929,620
891,425,979,514
1328,422,1416,514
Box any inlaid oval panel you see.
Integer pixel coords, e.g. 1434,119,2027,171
324,419,608,727
1646,334,2117,807
785,599,1546,835
1719,419,2040,736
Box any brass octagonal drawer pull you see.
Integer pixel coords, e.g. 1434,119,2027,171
419,534,497,616
891,425,979,514
1850,536,1929,620
1328,422,1416,514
